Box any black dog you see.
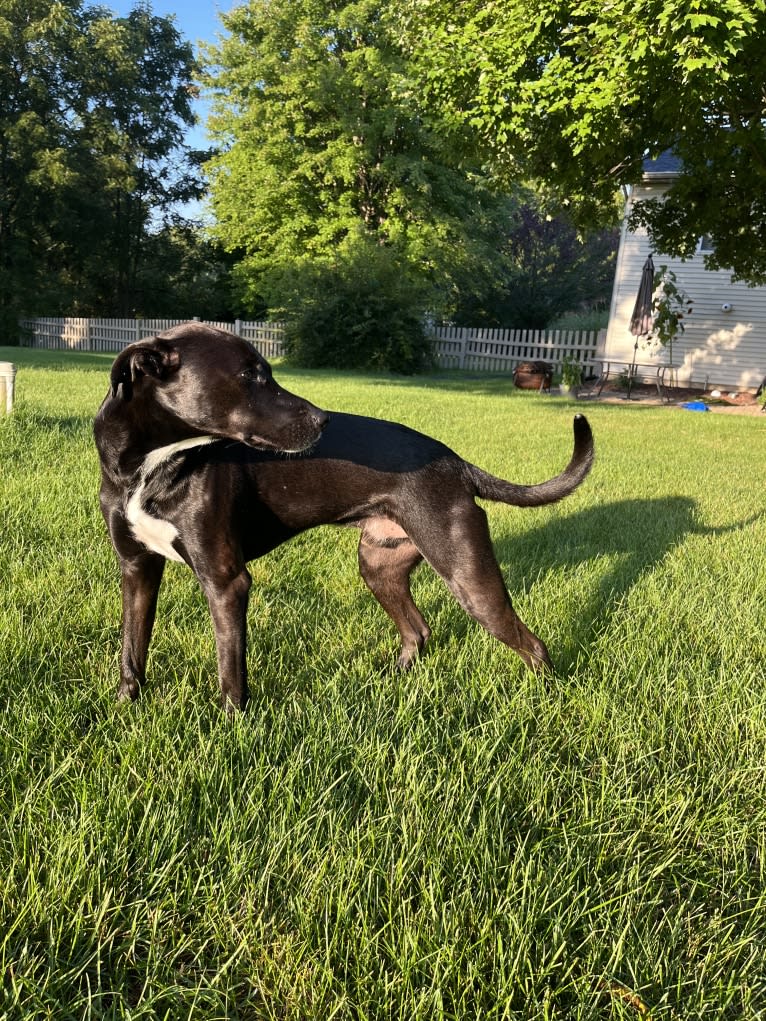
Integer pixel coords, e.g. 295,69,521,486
94,322,594,710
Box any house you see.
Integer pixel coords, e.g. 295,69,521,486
601,152,766,391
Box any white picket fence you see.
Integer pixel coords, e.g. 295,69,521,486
18,317,285,361
431,326,606,373
18,317,606,374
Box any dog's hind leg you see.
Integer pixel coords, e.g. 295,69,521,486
357,523,430,669
118,553,165,701
408,502,552,672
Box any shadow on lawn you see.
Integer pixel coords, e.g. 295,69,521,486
32,497,756,711
28,413,94,435
239,497,761,694
493,496,761,670
353,495,697,675
0,347,114,372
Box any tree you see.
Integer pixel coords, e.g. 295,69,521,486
76,3,203,314
0,0,82,327
129,225,239,320
452,191,618,328
201,0,519,327
0,0,203,332
401,0,766,283
278,236,435,373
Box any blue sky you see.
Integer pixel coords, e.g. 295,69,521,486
108,0,236,148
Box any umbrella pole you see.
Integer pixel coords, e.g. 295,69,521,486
626,339,639,399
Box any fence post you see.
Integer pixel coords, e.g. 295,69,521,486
458,328,467,370
234,319,242,337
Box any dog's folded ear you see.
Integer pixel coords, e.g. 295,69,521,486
110,340,181,398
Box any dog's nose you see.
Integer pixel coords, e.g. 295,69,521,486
314,409,330,431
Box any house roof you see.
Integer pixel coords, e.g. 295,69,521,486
642,150,682,179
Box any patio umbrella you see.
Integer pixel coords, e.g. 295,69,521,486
626,253,655,398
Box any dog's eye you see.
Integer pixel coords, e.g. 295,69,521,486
239,367,267,384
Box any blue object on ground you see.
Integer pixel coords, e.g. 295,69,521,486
681,401,709,411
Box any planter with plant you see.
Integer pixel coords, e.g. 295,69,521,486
559,355,582,394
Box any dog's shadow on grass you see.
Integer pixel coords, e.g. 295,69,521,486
88,497,757,711
492,496,759,670
250,497,758,689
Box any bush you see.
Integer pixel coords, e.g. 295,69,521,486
270,242,434,374
547,308,609,332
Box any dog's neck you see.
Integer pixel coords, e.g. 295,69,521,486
140,435,221,479
95,390,225,481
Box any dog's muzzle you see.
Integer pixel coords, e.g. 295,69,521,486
244,408,329,454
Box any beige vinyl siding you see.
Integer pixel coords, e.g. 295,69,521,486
603,181,766,390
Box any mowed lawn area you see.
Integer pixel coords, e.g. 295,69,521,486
1,345,765,1020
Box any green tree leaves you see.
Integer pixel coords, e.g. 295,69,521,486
0,0,203,326
401,0,766,282
202,0,519,327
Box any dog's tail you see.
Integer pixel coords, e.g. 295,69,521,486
467,414,594,507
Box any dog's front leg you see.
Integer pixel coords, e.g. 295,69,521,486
118,553,165,702
198,566,252,712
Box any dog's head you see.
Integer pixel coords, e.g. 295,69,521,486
107,323,329,454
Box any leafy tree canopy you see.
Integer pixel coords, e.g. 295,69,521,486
201,0,520,320
402,0,766,283
454,191,617,329
0,0,204,326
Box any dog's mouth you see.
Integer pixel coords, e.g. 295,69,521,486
241,432,321,455
240,410,329,454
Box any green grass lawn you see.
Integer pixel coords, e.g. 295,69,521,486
1,345,765,1019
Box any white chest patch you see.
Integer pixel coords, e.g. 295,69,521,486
126,435,219,562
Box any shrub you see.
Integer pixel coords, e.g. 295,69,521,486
270,242,434,374
548,308,609,332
